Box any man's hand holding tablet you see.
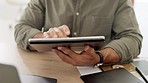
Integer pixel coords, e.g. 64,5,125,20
29,25,105,52
28,25,106,66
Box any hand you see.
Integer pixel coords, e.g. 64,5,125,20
29,25,70,51
52,45,100,66
43,25,70,38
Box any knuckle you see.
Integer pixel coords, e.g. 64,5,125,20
60,47,66,52
60,47,71,55
66,50,71,54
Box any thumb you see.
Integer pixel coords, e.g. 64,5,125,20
83,45,96,57
84,45,100,64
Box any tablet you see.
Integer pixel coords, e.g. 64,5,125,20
28,36,105,52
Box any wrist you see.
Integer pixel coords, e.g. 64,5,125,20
94,51,104,67
33,32,44,38
28,32,44,51
100,48,121,64
96,51,104,63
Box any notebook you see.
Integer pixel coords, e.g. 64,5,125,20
81,68,144,83
0,64,57,83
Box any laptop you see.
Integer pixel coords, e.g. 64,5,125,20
0,64,57,83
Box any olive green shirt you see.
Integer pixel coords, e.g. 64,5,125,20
14,0,143,63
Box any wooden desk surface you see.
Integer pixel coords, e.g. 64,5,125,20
17,47,83,83
0,42,144,83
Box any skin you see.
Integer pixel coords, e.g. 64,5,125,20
29,25,121,66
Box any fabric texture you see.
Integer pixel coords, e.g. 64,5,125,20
14,0,143,63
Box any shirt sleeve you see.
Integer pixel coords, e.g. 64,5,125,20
103,0,143,63
14,0,45,50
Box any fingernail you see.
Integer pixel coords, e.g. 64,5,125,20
84,46,89,52
62,25,70,35
57,47,62,50
62,25,66,27
43,32,48,38
50,28,54,32
66,31,70,35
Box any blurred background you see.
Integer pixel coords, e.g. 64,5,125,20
0,0,29,45
0,0,147,57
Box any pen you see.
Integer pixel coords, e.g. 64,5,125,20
135,67,148,83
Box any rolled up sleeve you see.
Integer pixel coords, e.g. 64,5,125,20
14,0,45,50
103,0,143,63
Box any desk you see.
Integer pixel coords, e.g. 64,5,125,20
0,41,146,83
18,47,83,83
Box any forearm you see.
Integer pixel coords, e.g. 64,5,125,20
103,35,142,63
100,48,121,64
28,32,44,51
14,24,41,50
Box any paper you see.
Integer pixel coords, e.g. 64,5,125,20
77,66,102,76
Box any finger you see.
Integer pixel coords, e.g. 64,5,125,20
57,47,78,59
43,32,49,38
58,26,67,37
47,28,58,38
52,49,76,65
59,25,70,36
53,27,65,38
84,45,97,57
